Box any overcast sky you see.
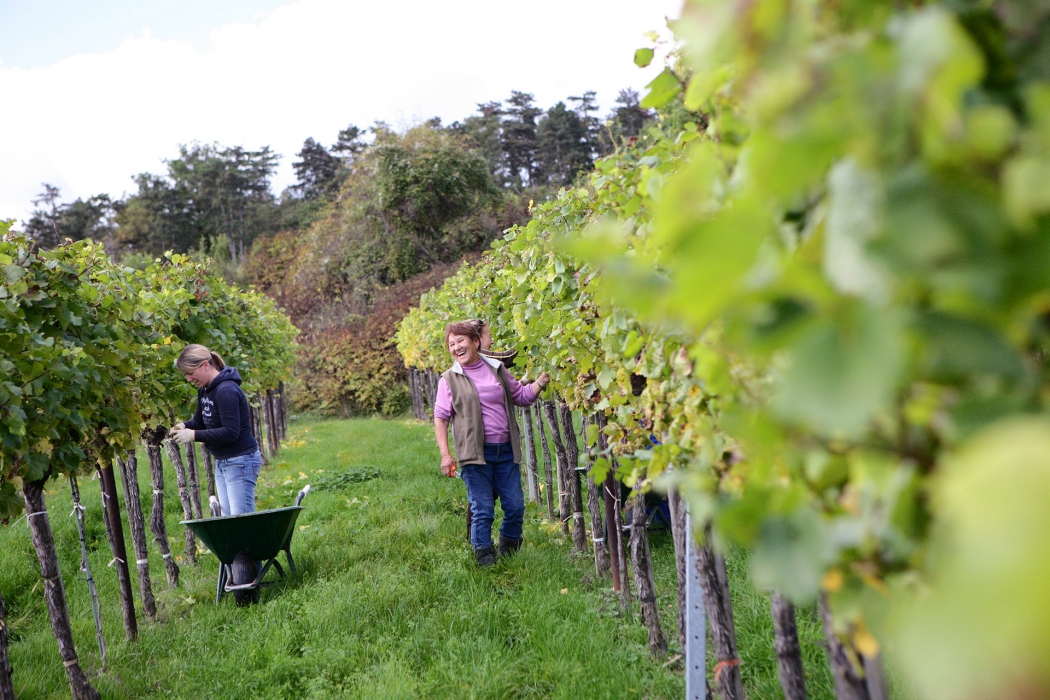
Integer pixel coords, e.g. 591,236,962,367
0,0,682,224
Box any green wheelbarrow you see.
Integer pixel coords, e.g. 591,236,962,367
181,485,311,604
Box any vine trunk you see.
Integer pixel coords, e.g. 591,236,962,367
537,405,556,521
165,441,197,566
557,402,588,553
771,591,808,700
629,496,668,655
540,401,571,537
582,413,610,578
117,453,157,620
22,479,101,700
0,582,14,700
145,432,180,588
200,445,217,502
696,525,745,700
184,444,203,519
98,462,138,640
666,485,687,652
820,595,876,700
521,405,540,504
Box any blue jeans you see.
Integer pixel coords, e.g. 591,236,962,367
460,443,525,550
215,450,261,516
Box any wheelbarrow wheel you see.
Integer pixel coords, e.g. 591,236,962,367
231,552,258,606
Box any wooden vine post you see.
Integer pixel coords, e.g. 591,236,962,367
249,397,268,465
277,381,288,440
520,405,540,504
117,453,157,621
599,419,622,592
666,485,688,652
145,428,180,587
628,494,668,655
696,524,745,700
420,371,433,416
200,445,217,502
609,464,631,609
411,370,422,418
424,371,439,417
262,389,273,454
273,389,282,448
597,414,630,604
97,460,138,640
413,369,422,419
258,395,269,465
537,406,556,521
771,592,808,700
264,389,279,455
0,588,12,700
184,443,203,520
408,370,418,419
580,413,610,577
22,478,101,700
165,441,197,565
69,476,106,669
413,370,427,420
540,401,571,537
557,403,588,553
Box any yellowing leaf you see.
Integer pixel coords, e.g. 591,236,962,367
822,568,844,592
853,623,880,658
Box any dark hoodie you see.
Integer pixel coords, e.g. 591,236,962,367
183,366,258,460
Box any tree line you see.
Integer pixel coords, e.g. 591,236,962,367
22,88,652,265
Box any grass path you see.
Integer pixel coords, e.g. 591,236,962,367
1,416,869,699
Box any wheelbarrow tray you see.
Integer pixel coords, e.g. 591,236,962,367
181,506,303,565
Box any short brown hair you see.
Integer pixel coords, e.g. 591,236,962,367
444,320,482,346
175,344,226,373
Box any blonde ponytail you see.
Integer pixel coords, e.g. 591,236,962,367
176,344,225,373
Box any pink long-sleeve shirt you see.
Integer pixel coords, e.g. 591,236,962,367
434,357,541,444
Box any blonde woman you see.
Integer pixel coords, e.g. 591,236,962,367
170,344,261,516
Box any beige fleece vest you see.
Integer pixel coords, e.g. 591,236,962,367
441,355,522,467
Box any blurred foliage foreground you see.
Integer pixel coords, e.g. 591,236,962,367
396,1,1050,697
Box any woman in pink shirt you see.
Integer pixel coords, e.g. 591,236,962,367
434,320,549,566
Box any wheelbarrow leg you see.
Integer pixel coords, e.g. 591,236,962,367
216,564,228,604
284,547,296,575
282,484,311,576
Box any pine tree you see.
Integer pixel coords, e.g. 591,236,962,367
501,91,542,189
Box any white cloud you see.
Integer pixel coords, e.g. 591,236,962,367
0,0,681,224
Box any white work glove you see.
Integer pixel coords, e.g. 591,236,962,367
171,429,195,445
168,423,186,437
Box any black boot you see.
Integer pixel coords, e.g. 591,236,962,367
474,545,497,567
231,553,259,606
497,535,522,558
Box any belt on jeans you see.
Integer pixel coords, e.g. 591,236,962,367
219,449,259,461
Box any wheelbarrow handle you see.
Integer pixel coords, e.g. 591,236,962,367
295,484,311,507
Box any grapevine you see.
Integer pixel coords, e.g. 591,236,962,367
397,0,1050,694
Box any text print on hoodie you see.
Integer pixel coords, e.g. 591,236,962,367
183,366,259,460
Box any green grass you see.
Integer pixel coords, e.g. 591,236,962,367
0,416,903,699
